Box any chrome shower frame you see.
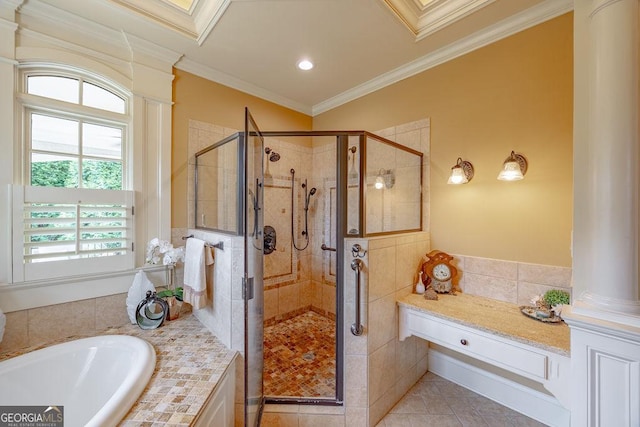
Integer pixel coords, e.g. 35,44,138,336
194,129,423,407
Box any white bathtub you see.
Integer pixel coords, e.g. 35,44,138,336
0,335,155,427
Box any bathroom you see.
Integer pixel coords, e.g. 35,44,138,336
2,2,640,427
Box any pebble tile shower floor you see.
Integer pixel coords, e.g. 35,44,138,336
263,311,336,398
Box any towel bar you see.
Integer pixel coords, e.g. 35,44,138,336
182,234,225,251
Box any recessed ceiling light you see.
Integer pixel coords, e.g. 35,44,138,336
297,59,314,71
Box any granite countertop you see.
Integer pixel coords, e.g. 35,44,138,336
398,293,570,356
0,312,237,426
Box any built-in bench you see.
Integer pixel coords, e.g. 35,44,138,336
398,293,570,427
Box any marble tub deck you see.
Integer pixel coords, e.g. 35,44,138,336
0,311,237,426
397,292,570,356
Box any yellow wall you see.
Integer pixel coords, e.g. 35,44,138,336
313,13,573,267
172,69,313,228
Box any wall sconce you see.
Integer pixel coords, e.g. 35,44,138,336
374,169,395,189
447,157,474,185
497,151,528,181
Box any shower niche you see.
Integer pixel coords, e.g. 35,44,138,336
194,129,423,406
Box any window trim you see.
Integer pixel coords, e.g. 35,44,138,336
14,65,135,280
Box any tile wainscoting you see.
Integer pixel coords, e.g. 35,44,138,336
452,254,572,306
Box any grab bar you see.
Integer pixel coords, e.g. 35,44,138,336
321,243,337,252
351,259,364,336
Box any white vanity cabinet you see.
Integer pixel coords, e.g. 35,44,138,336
398,293,571,427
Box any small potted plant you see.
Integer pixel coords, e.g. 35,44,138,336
146,238,185,320
531,289,570,319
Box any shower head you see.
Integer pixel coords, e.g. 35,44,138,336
265,147,280,162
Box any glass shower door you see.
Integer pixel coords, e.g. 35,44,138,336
244,108,264,426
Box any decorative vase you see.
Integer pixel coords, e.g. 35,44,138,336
136,291,168,330
415,271,425,294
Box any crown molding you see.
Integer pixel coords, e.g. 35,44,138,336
18,2,182,72
18,1,129,55
381,0,498,41
0,0,24,16
175,57,313,116
193,0,231,45
16,28,131,73
122,32,183,68
312,0,573,116
0,17,19,32
110,0,231,45
0,56,19,66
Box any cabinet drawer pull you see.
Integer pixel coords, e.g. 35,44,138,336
460,339,468,346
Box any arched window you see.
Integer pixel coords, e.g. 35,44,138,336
14,66,134,280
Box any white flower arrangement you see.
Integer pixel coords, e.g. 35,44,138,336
146,238,185,266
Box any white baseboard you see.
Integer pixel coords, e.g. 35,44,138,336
428,349,570,427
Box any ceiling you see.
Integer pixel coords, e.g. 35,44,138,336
29,0,572,115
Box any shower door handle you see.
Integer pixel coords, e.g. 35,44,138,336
351,259,364,336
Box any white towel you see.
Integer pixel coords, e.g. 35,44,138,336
183,238,213,309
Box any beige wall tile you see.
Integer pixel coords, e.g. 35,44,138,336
396,242,420,291
464,256,518,280
416,354,428,379
345,384,368,408
394,129,422,152
298,406,344,415
0,310,29,354
395,336,417,376
368,237,397,250
344,309,367,355
95,293,129,331
367,294,397,353
518,262,572,288
463,273,517,304
28,299,96,346
279,283,300,316
368,247,396,302
298,414,344,427
368,340,396,403
345,407,368,427
230,299,244,351
322,284,336,315
346,355,368,392
368,387,397,427
264,288,279,321
310,281,323,310
298,280,312,308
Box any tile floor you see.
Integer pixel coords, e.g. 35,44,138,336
263,311,336,398
377,372,546,427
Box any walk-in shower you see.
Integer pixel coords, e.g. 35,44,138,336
194,128,423,409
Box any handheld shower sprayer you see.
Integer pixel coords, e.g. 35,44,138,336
290,169,316,251
306,186,317,209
